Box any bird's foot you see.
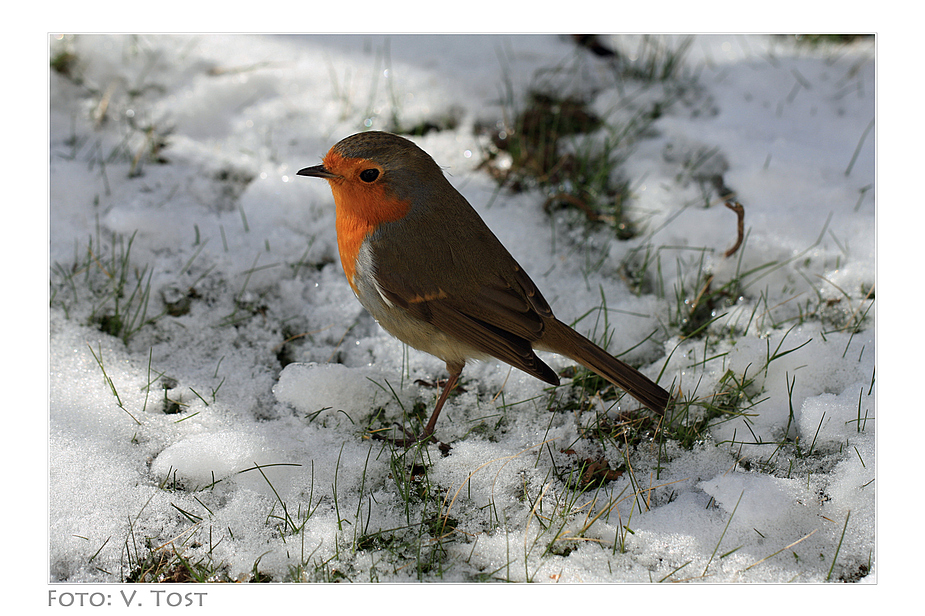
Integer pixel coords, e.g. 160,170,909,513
371,423,436,448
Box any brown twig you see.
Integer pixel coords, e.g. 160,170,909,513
723,200,745,258
543,192,599,222
690,274,714,315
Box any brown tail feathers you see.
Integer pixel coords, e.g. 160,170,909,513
541,318,670,414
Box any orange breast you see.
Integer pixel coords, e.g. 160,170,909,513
334,213,370,294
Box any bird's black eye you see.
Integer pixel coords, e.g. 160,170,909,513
359,168,380,183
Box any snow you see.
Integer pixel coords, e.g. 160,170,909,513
44,32,881,595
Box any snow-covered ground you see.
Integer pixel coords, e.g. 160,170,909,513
46,33,879,591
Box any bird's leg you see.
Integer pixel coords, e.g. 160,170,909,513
375,362,463,448
419,362,463,441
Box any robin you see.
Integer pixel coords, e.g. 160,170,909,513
298,131,669,445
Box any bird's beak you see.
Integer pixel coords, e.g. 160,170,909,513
297,164,339,179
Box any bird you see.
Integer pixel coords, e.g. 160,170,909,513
297,131,669,445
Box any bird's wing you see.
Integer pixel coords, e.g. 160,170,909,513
375,267,561,386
